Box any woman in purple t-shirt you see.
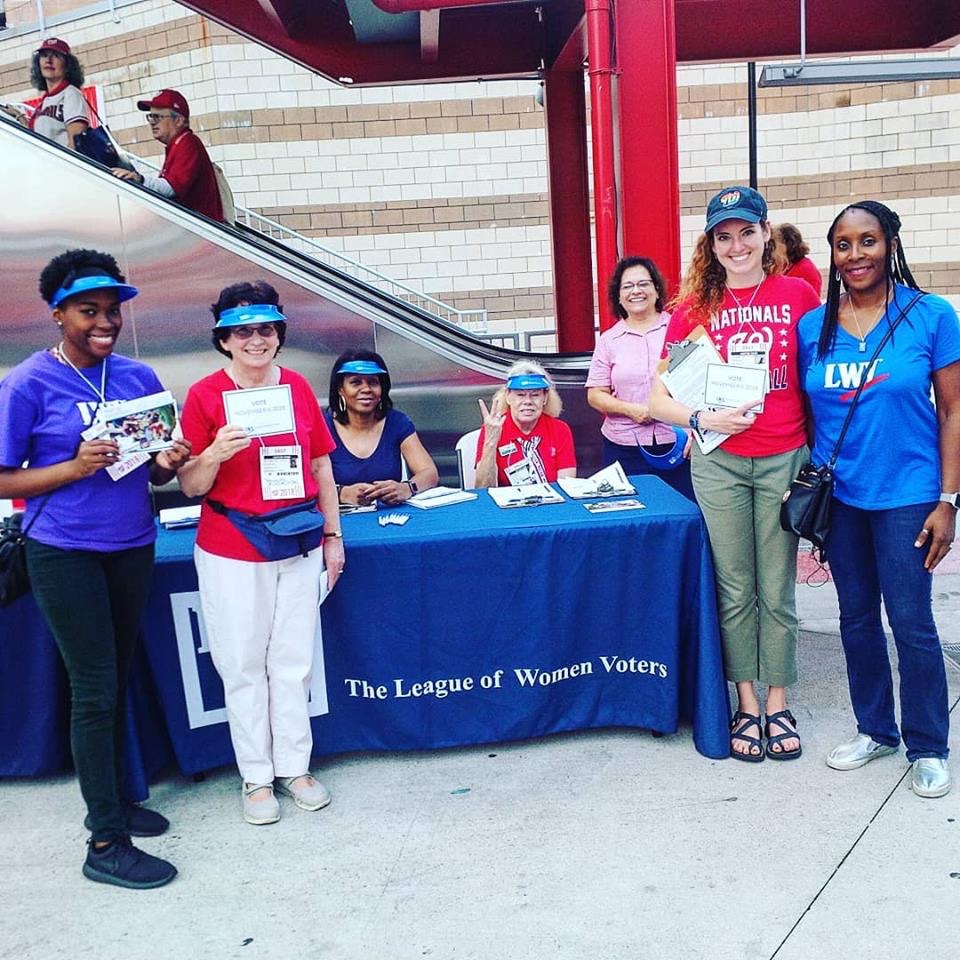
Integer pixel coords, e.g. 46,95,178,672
0,249,190,889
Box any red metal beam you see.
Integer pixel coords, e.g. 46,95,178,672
543,68,595,352
616,0,681,301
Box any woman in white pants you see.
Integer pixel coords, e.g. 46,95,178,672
178,282,343,824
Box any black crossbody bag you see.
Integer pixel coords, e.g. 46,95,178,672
780,291,924,558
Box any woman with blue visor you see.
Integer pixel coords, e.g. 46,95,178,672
0,248,191,889
326,350,438,506
178,282,343,826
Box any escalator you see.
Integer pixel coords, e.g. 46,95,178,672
0,116,601,481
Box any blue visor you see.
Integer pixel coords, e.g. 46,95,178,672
49,274,139,309
639,426,688,472
336,360,387,375
507,374,550,391
215,303,287,329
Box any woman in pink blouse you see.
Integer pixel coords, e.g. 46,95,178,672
586,257,694,499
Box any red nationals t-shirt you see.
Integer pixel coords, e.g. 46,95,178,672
662,274,820,458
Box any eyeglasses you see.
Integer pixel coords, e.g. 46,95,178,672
509,390,546,400
620,280,653,292
145,112,177,124
228,324,278,340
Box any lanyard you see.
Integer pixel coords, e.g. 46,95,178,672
55,345,108,405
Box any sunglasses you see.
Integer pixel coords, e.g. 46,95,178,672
228,324,278,340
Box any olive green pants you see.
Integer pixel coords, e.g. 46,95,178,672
691,443,807,686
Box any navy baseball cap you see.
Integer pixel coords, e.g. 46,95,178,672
705,186,768,232
214,303,286,328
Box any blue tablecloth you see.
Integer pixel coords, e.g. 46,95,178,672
0,476,730,794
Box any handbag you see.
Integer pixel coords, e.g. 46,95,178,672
0,497,51,608
780,291,923,557
73,102,135,171
207,498,325,561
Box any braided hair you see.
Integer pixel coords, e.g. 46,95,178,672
817,200,921,360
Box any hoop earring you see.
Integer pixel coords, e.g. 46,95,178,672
835,269,841,283
338,394,346,413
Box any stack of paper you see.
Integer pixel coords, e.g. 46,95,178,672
407,486,478,510
557,462,635,499
159,505,201,529
486,483,564,509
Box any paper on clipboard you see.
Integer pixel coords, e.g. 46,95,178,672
657,326,727,454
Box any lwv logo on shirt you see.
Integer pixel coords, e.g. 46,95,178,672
823,359,887,393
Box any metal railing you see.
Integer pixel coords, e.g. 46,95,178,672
130,153,490,336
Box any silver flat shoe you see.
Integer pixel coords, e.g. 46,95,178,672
242,782,280,825
911,759,951,798
826,733,898,771
276,774,331,812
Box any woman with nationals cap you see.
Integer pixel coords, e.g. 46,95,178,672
27,37,90,150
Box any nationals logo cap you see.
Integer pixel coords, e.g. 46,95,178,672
37,38,72,56
705,185,767,232
136,88,190,120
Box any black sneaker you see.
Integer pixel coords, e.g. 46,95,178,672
82,836,178,889
84,802,170,837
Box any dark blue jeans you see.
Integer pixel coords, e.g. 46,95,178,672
25,539,156,841
601,436,696,502
826,499,949,761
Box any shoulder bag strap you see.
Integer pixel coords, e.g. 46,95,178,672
826,291,924,468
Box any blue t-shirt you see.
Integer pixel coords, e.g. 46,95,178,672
0,350,164,551
797,285,960,509
325,407,415,486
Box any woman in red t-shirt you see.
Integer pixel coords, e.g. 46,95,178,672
649,186,820,763
775,223,823,298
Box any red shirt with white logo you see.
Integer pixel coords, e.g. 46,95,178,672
662,274,820,458
476,412,576,485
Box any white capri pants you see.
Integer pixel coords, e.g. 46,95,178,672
195,544,323,785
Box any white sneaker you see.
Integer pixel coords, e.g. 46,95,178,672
242,783,280,825
911,759,951,798
826,733,898,771
275,774,332,811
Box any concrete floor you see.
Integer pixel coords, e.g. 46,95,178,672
2,571,959,960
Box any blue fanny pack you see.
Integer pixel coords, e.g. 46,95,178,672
207,498,325,561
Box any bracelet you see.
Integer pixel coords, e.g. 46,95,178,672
323,530,343,539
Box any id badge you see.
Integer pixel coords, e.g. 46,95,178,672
727,339,770,394
260,444,305,500
504,457,538,487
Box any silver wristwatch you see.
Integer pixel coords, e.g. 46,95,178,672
939,492,960,509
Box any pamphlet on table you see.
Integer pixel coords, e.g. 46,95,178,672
487,483,564,508
557,462,634,499
407,486,478,510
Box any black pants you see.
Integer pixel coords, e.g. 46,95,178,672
26,539,155,841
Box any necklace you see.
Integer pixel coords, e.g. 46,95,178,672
847,294,888,353
725,277,766,312
53,343,108,403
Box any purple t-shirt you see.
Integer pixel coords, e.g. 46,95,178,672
0,350,164,551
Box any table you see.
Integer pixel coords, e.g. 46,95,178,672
0,476,730,797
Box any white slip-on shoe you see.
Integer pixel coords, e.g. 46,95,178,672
242,783,280,824
276,774,332,812
826,733,898,771
911,759,951,798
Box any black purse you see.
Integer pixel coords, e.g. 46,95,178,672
0,498,50,608
780,291,923,557
73,103,135,171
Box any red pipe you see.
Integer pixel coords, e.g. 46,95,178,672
585,0,619,331
371,0,504,12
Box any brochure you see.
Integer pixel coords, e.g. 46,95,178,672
557,462,635,499
583,498,646,514
407,486,479,510
81,390,178,455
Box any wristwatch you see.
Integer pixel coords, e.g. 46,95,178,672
323,529,343,539
939,492,960,509
407,479,419,495
688,409,704,438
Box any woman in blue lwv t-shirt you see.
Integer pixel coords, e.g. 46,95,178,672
798,200,960,800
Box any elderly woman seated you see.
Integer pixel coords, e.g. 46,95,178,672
475,360,577,488
327,350,439,506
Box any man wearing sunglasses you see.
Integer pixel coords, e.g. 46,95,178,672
112,89,223,222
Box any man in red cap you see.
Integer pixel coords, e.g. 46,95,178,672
112,88,224,222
